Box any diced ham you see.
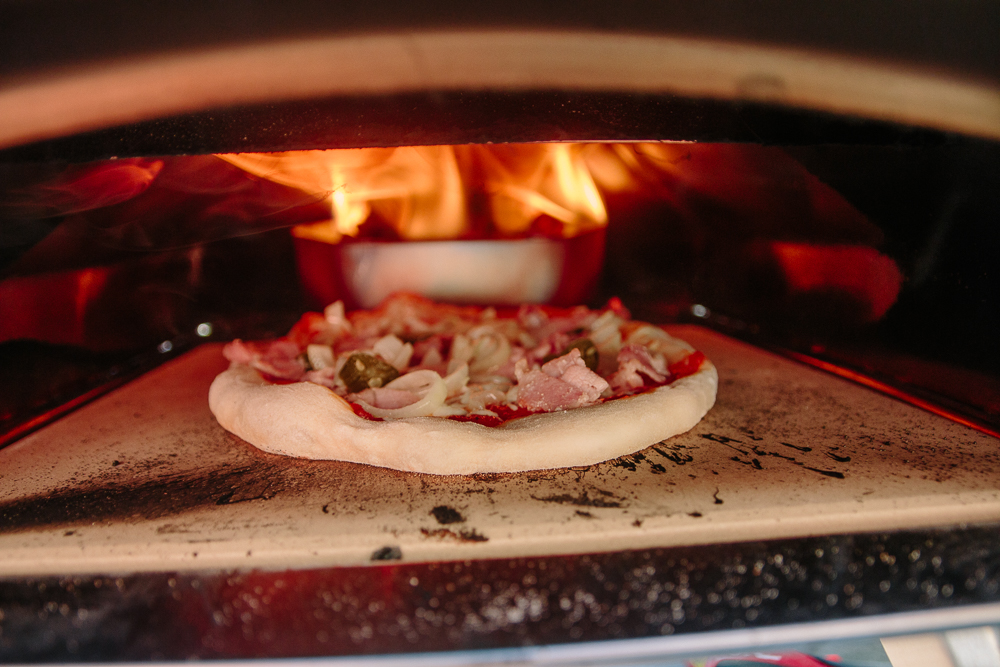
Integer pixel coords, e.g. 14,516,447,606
223,339,306,382
515,348,609,411
528,331,571,363
222,339,257,365
257,340,307,381
351,387,420,409
608,344,668,393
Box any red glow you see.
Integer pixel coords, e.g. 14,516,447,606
770,242,903,322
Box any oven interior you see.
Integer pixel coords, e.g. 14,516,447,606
1,3,1000,661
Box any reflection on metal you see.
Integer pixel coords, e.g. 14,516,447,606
781,350,1000,440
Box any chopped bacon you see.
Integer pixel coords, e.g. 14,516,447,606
256,340,306,381
609,344,668,393
515,348,609,411
528,331,572,363
222,339,257,365
224,338,305,381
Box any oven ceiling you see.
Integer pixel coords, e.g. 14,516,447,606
0,0,997,154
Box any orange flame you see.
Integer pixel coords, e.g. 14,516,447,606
218,144,618,242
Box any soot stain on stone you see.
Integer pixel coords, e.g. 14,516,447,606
0,462,291,534
430,505,464,525
653,445,694,466
613,457,637,472
420,527,489,543
531,490,623,508
371,545,403,560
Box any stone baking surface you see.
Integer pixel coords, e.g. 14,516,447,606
0,326,997,577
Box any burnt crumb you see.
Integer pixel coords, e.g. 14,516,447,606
688,512,703,518
751,458,763,470
781,442,812,453
649,462,667,474
632,519,643,527
712,489,724,505
111,460,121,467
430,505,464,525
321,504,330,514
420,528,489,543
63,530,75,536
530,490,623,508
575,510,594,519
370,546,402,561
826,451,852,463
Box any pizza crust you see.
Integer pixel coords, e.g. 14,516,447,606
208,358,718,475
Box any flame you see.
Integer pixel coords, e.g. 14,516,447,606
218,144,618,243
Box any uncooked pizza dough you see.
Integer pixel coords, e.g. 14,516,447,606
208,295,717,474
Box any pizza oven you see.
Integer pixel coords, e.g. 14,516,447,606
1,0,999,663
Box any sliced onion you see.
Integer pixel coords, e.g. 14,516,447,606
372,334,414,371
590,312,623,375
354,369,447,419
448,334,474,374
470,333,511,374
306,344,335,370
626,325,694,364
443,363,469,397
432,404,468,417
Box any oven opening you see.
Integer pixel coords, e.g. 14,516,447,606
1,140,997,440
1,136,998,661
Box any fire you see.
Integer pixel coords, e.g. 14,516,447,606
218,144,616,243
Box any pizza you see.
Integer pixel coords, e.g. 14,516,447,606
209,294,717,475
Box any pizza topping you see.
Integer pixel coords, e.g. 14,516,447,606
514,348,610,411
305,344,335,371
545,337,599,371
338,353,401,393
351,369,448,419
224,294,706,424
608,344,668,393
